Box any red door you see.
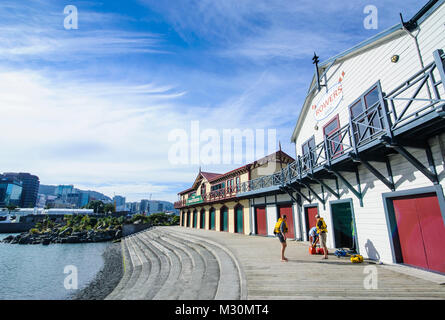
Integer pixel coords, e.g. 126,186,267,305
305,206,318,238
393,193,445,274
278,205,295,239
255,207,267,236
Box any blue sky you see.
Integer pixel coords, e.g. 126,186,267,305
0,0,424,202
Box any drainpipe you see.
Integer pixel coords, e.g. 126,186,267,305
400,13,424,69
400,13,432,99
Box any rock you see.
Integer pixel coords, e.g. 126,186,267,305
59,227,72,237
18,236,31,244
66,236,80,243
114,230,122,239
42,238,51,245
2,235,14,243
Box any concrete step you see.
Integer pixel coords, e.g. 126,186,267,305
136,232,171,299
111,236,143,300
144,233,191,299
122,236,154,300
115,236,145,299
156,228,242,300
150,229,206,300
139,232,182,300
132,234,163,300
153,229,219,300
106,239,132,300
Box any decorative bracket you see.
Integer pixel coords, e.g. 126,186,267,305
349,152,395,191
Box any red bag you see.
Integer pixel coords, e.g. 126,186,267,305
317,248,328,255
309,246,317,255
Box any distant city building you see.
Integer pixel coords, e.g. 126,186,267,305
44,195,58,208
36,194,46,208
67,192,80,208
113,195,126,212
0,176,23,207
3,172,40,208
140,199,150,214
55,185,74,201
131,202,140,214
78,191,90,208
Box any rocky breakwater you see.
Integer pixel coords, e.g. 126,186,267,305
2,227,122,245
1,214,123,245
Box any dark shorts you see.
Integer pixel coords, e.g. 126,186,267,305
277,233,286,243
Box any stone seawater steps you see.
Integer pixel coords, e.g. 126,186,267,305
105,227,244,300
153,230,219,300
139,232,182,300
106,239,133,300
123,236,153,300
153,231,207,300
136,233,172,299
142,232,203,300
132,234,164,299
113,236,144,299
167,228,244,300
111,236,143,300
150,233,195,297
155,228,242,300
153,229,219,300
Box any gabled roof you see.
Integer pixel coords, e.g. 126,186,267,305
290,0,443,143
201,172,222,181
177,150,295,195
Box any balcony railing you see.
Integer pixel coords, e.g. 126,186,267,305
175,50,445,202
174,186,239,209
236,49,445,195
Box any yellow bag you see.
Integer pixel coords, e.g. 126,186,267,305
350,254,364,263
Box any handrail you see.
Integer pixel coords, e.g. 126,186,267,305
235,50,445,195
174,50,445,201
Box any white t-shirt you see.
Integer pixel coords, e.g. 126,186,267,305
309,227,318,237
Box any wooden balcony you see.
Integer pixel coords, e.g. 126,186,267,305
174,187,240,209
237,49,445,204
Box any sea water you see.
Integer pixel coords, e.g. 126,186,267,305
0,233,109,300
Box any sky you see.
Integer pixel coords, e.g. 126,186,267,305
0,0,424,202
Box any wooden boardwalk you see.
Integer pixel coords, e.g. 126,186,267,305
107,226,445,300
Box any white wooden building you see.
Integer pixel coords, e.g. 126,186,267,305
237,0,445,274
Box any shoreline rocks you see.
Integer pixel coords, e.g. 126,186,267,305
1,228,122,245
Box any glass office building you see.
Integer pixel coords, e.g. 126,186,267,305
0,177,23,207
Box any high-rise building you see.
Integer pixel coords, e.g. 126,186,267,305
55,185,74,201
0,176,23,207
78,191,90,208
130,202,140,214
3,173,40,208
113,195,126,212
67,192,80,208
140,199,150,214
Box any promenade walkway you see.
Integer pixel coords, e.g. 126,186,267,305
106,226,445,300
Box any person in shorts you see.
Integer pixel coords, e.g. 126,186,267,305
316,214,328,260
276,215,288,262
309,226,319,247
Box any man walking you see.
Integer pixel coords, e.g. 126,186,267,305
274,215,288,262
316,214,328,259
